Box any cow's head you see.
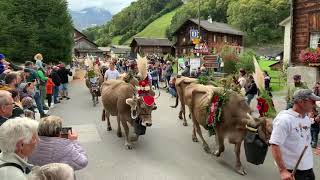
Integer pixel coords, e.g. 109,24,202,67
246,115,273,145
126,95,157,127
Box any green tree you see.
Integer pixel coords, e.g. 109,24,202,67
0,0,73,63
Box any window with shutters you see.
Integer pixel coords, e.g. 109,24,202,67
310,32,320,48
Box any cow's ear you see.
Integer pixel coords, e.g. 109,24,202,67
126,98,137,108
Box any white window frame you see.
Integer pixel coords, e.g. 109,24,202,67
310,32,320,48
213,34,217,42
224,35,227,43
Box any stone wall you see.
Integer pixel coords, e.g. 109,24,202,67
287,66,319,88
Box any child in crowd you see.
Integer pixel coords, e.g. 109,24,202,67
46,75,54,107
309,107,320,148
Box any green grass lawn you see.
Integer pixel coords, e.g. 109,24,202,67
258,60,285,91
124,9,179,44
111,35,122,45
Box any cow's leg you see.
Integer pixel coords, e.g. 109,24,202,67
192,114,209,153
106,111,112,131
182,105,188,126
235,141,247,175
120,117,132,149
102,109,106,121
178,109,183,120
192,125,198,142
213,129,225,157
116,115,122,137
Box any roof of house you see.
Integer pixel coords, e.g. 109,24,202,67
174,19,245,36
110,45,131,54
131,37,173,47
74,28,100,48
279,16,291,26
98,47,111,52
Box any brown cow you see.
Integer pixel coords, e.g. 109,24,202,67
170,76,198,126
101,80,156,149
189,85,272,175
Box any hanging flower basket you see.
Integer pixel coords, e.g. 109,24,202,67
299,48,320,64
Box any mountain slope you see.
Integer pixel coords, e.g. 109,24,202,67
70,7,112,30
124,9,179,44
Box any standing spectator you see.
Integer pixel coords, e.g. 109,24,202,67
0,117,39,180
309,107,320,148
286,75,308,109
150,66,159,89
0,90,14,125
36,65,48,110
0,54,6,74
270,89,318,180
245,75,258,105
8,89,24,118
50,66,61,104
4,72,20,89
313,81,320,96
181,62,190,77
264,71,272,97
168,76,177,98
24,61,47,118
104,62,120,81
164,61,173,89
46,75,54,108
28,116,88,170
58,63,72,100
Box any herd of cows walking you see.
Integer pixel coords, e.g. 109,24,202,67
83,56,273,176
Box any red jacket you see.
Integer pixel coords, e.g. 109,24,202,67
46,78,54,94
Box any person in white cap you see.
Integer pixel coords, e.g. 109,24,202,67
270,89,320,180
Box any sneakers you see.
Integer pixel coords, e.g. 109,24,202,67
66,97,70,100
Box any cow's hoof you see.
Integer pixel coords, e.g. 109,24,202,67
213,150,221,157
183,122,188,126
178,115,183,120
236,166,247,176
125,144,133,150
107,127,112,131
117,131,122,138
192,136,198,142
203,145,211,154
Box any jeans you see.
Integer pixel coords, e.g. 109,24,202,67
34,91,44,115
46,94,52,107
53,86,60,103
169,87,177,97
152,80,159,89
288,169,315,180
311,127,319,148
246,94,255,105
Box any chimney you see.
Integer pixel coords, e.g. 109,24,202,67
208,16,213,23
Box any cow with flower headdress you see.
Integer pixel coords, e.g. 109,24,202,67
100,55,157,149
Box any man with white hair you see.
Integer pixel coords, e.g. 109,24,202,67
0,117,39,180
28,163,75,180
0,90,14,126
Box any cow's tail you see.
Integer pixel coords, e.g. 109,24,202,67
102,109,106,121
170,94,179,108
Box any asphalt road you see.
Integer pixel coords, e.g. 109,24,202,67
50,79,320,180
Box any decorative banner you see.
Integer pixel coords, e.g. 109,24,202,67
178,58,185,75
189,58,201,75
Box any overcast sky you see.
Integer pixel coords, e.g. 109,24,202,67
68,0,136,14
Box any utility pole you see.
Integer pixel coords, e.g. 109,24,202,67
198,0,201,41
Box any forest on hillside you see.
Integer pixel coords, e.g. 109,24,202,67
85,0,290,47
84,0,182,46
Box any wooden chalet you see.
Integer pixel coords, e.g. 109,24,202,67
73,28,103,58
291,0,320,65
173,18,245,57
130,37,174,56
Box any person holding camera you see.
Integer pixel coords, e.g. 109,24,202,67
28,116,88,170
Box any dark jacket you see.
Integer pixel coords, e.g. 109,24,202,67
11,104,24,118
51,70,61,86
58,67,72,84
0,116,8,126
246,81,258,95
181,66,190,77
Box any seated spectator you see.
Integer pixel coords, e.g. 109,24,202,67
21,97,35,119
28,116,88,170
0,90,14,126
28,163,75,180
0,117,39,180
168,76,177,98
8,89,24,118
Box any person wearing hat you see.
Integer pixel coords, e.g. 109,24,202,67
34,53,44,70
270,89,319,180
286,74,308,109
